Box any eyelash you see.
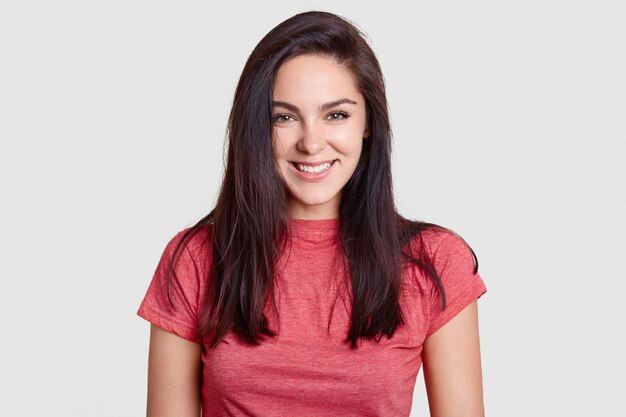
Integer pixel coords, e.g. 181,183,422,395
271,111,350,123
327,111,350,120
272,114,295,123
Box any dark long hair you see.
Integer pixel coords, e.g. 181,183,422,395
166,11,477,349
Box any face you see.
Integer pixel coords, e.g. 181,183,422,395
271,54,369,220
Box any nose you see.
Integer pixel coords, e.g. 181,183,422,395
296,121,327,154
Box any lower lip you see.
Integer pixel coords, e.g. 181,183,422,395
289,160,337,182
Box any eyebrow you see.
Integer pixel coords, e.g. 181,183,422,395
272,98,358,113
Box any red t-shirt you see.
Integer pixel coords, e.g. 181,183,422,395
137,218,487,416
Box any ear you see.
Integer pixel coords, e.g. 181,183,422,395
363,125,370,140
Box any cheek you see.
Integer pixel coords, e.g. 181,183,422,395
271,131,287,159
333,129,364,157
332,117,367,150
271,128,298,159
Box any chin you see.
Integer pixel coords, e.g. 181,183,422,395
288,191,340,209
297,197,335,206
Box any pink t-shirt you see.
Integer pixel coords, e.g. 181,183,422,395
137,218,487,416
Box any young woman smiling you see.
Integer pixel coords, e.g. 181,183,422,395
138,11,487,417
272,53,369,219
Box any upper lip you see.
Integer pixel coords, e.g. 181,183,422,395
291,159,336,166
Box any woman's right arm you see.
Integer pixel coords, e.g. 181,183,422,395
146,324,203,417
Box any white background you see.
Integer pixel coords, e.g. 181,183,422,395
1,1,624,416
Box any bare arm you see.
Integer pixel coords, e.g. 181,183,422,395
422,300,485,417
146,324,203,417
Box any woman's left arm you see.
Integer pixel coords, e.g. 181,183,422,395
422,300,485,417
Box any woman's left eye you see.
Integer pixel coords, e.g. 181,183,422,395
327,111,349,120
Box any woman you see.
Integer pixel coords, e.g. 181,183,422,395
138,10,487,417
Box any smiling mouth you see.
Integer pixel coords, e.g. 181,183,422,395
291,160,337,174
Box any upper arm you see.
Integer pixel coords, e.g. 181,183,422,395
422,300,485,417
146,324,203,417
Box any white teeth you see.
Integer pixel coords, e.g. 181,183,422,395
296,160,334,173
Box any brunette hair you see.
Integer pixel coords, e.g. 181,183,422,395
166,11,477,349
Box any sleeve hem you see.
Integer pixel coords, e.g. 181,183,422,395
426,285,487,338
137,303,201,345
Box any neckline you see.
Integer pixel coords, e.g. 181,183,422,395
287,218,340,240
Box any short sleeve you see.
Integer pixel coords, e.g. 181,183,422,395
137,228,208,344
426,232,487,338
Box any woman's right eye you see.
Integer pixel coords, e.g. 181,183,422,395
272,114,294,123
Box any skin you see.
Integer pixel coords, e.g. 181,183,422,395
146,325,202,417
423,301,486,417
145,53,485,417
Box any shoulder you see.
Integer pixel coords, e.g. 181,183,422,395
403,223,479,282
157,223,214,277
404,223,463,258
138,224,214,342
427,227,477,272
165,223,213,257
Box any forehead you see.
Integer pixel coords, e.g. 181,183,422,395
273,54,362,103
